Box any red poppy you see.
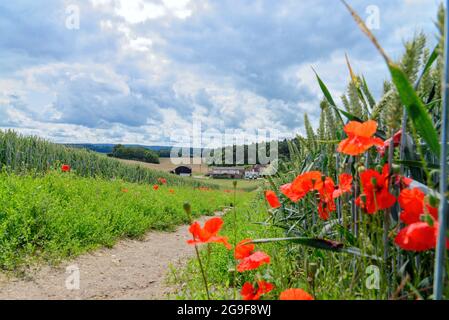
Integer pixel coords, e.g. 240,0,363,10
157,178,167,185
395,222,437,252
291,171,323,196
61,164,71,172
241,281,274,300
356,164,396,214
169,189,175,194
235,239,255,259
237,251,271,272
187,217,232,249
377,130,402,157
280,183,305,202
153,185,159,190
121,188,129,193
265,190,281,208
279,288,314,300
337,120,384,156
333,173,353,199
235,239,270,272
316,177,336,220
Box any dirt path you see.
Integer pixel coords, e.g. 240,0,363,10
0,214,223,300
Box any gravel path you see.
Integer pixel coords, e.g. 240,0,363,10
0,214,222,300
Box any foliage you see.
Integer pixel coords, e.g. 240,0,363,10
110,144,160,164
0,170,248,271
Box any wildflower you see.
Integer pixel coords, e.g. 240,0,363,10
153,185,159,190
235,239,270,272
265,190,281,208
291,171,322,196
356,164,396,214
61,164,71,172
169,189,175,194
158,178,167,185
337,120,384,156
377,130,402,157
279,288,314,300
395,222,438,252
280,183,304,202
333,173,353,199
398,188,438,225
187,217,232,249
121,188,129,193
241,281,274,300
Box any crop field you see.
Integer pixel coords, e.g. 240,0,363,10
0,169,251,271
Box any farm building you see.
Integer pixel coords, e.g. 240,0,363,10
170,166,192,176
244,164,269,179
209,167,245,179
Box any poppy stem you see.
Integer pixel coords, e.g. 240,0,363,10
194,243,211,300
232,181,238,300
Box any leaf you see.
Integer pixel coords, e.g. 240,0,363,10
249,237,381,260
394,160,440,170
312,67,345,129
389,64,441,156
415,44,439,89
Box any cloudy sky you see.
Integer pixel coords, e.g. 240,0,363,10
0,0,442,146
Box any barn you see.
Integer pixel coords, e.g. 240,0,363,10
170,166,192,176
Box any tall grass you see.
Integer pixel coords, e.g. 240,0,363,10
0,170,248,271
0,130,217,189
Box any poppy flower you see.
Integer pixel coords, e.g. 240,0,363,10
234,239,255,259
153,185,159,190
241,281,274,300
187,217,232,249
279,288,314,300
398,188,439,225
61,164,71,172
169,189,175,194
265,190,281,208
395,222,437,252
280,183,305,202
337,120,384,156
121,188,129,193
315,177,336,220
333,173,353,199
291,171,323,196
356,164,396,214
377,130,402,157
235,239,270,272
157,178,167,185
237,251,271,272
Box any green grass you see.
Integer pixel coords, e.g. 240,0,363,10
193,177,264,192
0,170,252,271
168,195,313,300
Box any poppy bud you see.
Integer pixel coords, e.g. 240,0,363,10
421,213,434,227
391,164,401,174
360,194,367,204
183,202,192,221
357,166,366,174
426,194,439,208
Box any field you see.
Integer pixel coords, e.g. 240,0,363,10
0,170,251,271
117,157,210,175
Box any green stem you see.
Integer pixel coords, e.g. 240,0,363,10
194,243,210,300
